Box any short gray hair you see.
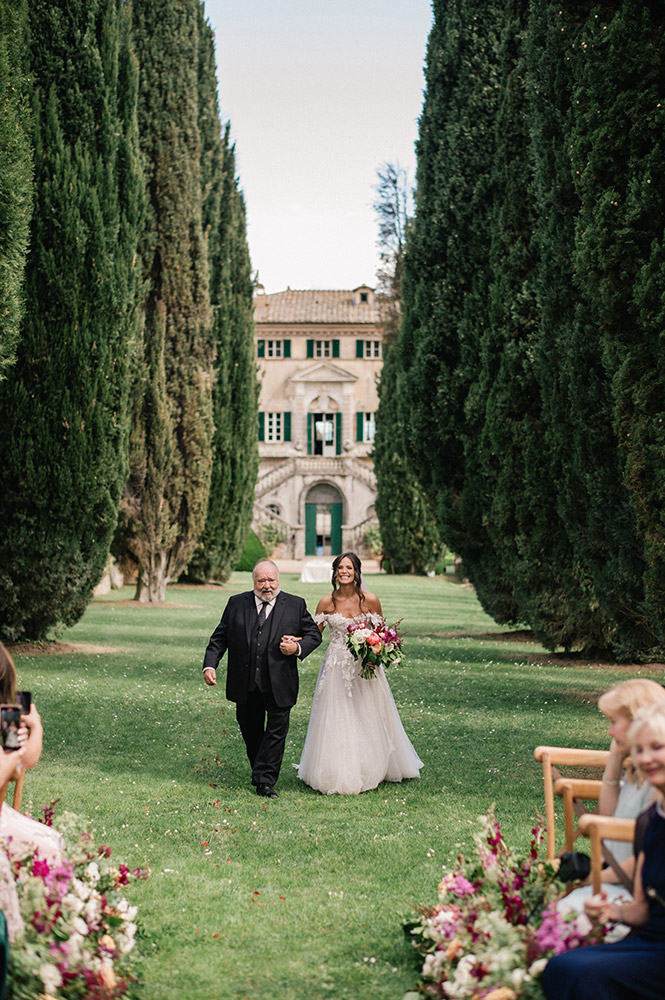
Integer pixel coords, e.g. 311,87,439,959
252,558,279,577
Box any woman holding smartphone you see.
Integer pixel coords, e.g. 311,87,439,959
0,642,62,863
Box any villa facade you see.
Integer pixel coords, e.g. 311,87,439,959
253,284,383,559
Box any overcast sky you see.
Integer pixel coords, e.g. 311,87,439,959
203,1,433,293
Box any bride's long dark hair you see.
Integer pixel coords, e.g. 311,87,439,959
331,552,365,611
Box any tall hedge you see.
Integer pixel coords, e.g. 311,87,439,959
123,0,214,602
0,0,32,377
185,11,258,584
0,0,143,640
398,0,507,594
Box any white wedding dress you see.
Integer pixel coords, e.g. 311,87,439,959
296,612,423,794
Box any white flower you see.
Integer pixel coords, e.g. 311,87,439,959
61,892,85,916
85,861,101,884
84,895,102,923
116,897,139,921
72,916,89,936
528,957,548,977
39,962,62,994
511,967,528,987
72,876,91,901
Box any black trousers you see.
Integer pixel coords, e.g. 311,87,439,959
235,687,291,788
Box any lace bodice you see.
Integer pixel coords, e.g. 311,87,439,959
313,612,383,695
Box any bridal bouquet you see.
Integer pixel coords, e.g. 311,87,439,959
346,617,403,679
7,802,149,999
403,808,596,1000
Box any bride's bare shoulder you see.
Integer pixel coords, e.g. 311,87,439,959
315,594,336,614
362,591,382,614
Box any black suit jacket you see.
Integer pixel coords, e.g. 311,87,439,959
203,591,322,708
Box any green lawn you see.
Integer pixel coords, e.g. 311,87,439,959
11,572,665,999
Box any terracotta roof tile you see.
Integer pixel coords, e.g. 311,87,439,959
254,287,381,325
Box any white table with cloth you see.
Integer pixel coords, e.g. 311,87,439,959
299,561,333,583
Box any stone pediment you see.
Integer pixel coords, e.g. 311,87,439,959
289,361,357,384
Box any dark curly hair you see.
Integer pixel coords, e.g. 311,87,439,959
331,552,365,611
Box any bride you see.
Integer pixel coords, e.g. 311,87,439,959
296,552,423,794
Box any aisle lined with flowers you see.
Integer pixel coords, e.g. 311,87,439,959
402,809,597,1000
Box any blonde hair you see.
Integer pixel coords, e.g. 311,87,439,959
597,678,665,721
0,644,18,704
628,698,665,754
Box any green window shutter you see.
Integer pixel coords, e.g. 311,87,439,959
335,412,342,455
306,339,314,358
356,339,364,358
257,339,265,358
307,413,313,454
305,504,317,555
283,339,291,358
283,411,291,442
356,412,363,442
330,503,343,555
332,339,340,358
258,412,265,442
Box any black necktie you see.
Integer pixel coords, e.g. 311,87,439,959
257,601,266,626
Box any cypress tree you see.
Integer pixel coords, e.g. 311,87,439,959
185,11,258,584
398,0,507,595
0,0,143,640
124,0,214,601
372,163,441,575
0,0,32,376
567,0,665,656
374,343,441,574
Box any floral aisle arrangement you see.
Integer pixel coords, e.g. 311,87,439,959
6,803,149,999
346,617,404,679
403,809,598,1000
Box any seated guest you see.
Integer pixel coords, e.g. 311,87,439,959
558,679,664,936
543,698,665,1000
0,643,62,864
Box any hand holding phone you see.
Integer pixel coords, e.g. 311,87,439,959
1,705,22,751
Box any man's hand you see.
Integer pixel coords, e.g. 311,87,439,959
280,635,301,656
203,667,217,686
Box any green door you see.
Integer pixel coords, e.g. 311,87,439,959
331,502,343,555
305,503,317,555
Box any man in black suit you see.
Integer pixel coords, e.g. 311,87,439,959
203,559,322,798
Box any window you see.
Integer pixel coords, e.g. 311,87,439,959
257,339,291,358
356,339,381,358
360,291,368,303
258,411,291,442
266,412,281,441
307,339,340,359
356,412,376,443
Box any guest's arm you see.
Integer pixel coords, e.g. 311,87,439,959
0,746,24,785
598,737,625,815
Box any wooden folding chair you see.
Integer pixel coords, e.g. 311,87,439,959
0,767,25,812
534,745,610,859
577,814,636,893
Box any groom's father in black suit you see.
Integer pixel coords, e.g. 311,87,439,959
203,559,322,798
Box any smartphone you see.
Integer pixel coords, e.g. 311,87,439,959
0,705,21,751
16,691,31,714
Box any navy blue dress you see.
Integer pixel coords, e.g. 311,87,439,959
542,804,665,1000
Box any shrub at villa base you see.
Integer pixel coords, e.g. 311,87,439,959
403,809,599,1000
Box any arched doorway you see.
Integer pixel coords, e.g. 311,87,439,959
305,483,343,556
